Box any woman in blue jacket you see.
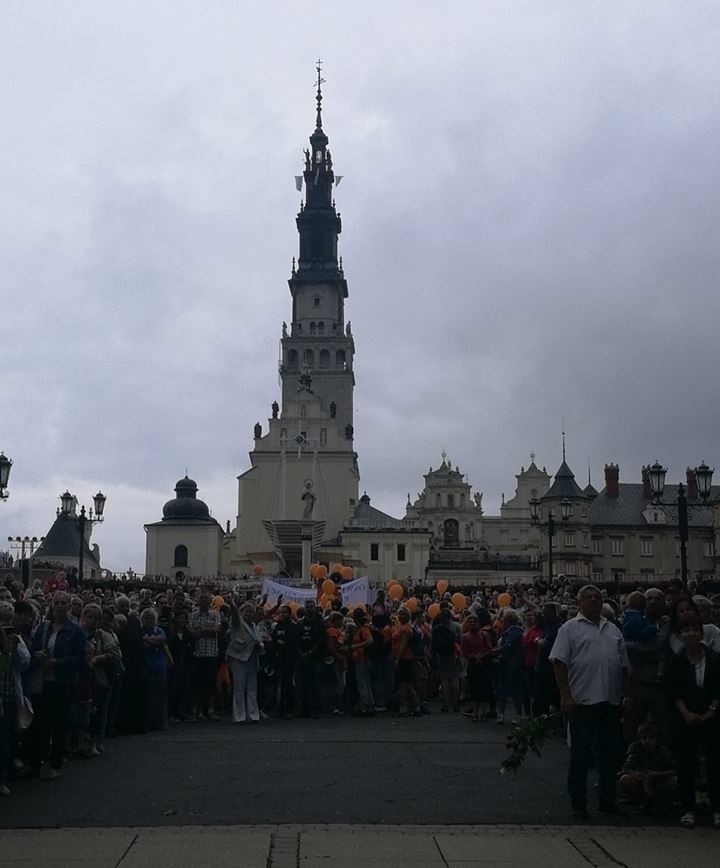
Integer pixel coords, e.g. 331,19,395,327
28,591,86,779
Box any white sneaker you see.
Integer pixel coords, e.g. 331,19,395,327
680,811,695,829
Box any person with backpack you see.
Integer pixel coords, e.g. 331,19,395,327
369,613,393,711
392,608,420,717
432,608,461,712
461,612,495,721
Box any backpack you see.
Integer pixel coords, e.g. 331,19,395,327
432,623,456,657
409,624,426,659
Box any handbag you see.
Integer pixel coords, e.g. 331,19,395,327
16,695,34,732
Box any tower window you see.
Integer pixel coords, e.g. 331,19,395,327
370,543,379,561
318,321,325,334
314,297,320,307
304,349,314,367
335,349,346,369
288,349,298,367
173,545,188,568
447,494,454,508
397,544,406,562
319,349,330,368
310,322,317,335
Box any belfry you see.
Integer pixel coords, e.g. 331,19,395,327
223,66,360,576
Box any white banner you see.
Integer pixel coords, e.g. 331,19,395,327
340,576,371,607
261,578,316,606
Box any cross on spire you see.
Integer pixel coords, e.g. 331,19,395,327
315,59,325,131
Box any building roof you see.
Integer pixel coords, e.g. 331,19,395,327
32,513,96,563
543,461,587,500
591,483,716,528
346,493,405,530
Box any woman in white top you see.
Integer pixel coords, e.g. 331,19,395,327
226,601,264,723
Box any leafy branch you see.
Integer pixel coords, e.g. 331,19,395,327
500,712,563,775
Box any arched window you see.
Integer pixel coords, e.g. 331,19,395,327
173,545,188,568
288,349,298,367
304,348,314,367
319,349,330,368
443,519,459,547
318,321,325,334
335,349,346,368
310,322,317,335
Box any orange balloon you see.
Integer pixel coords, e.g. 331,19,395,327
387,578,399,589
331,563,343,575
405,597,418,613
451,592,466,611
427,602,441,619
316,565,328,579
388,584,404,600
251,564,263,576
310,564,319,578
322,579,336,596
341,566,354,580
288,601,300,615
320,593,331,607
497,592,512,608
436,579,448,594
212,595,225,609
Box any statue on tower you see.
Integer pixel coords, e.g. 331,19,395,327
345,423,353,440
254,422,262,439
271,401,279,419
282,321,288,338
301,479,316,519
329,401,336,419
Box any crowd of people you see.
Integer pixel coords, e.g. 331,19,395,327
0,571,719,829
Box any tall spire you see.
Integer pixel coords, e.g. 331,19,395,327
562,419,566,462
315,59,325,131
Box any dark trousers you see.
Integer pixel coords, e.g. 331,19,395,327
0,699,17,784
277,660,295,716
300,659,320,716
568,702,621,810
673,722,720,811
29,683,69,771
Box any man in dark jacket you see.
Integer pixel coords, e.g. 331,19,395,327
297,600,327,718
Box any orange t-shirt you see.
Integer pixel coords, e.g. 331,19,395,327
326,625,347,668
392,623,414,660
352,625,373,663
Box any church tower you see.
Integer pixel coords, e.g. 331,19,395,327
282,67,354,430
224,67,360,575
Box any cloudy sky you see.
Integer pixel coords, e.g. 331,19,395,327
3,1,719,572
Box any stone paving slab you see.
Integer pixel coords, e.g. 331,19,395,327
120,828,270,868
435,831,587,864
300,829,440,860
0,828,133,862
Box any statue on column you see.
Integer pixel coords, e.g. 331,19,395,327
253,422,262,439
329,401,336,419
271,401,279,419
301,479,316,519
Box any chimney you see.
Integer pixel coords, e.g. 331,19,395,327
604,463,619,498
686,467,698,501
642,465,651,499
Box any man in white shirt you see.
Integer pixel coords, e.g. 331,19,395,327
550,585,631,820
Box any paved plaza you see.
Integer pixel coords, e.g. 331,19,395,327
1,713,715,866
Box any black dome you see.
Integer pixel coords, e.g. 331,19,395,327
162,475,211,521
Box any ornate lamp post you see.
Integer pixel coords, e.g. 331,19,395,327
647,460,714,585
0,453,12,501
60,490,107,583
530,496,573,583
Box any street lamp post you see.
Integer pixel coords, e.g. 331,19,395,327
530,497,573,583
0,453,12,501
60,490,107,584
647,461,714,586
